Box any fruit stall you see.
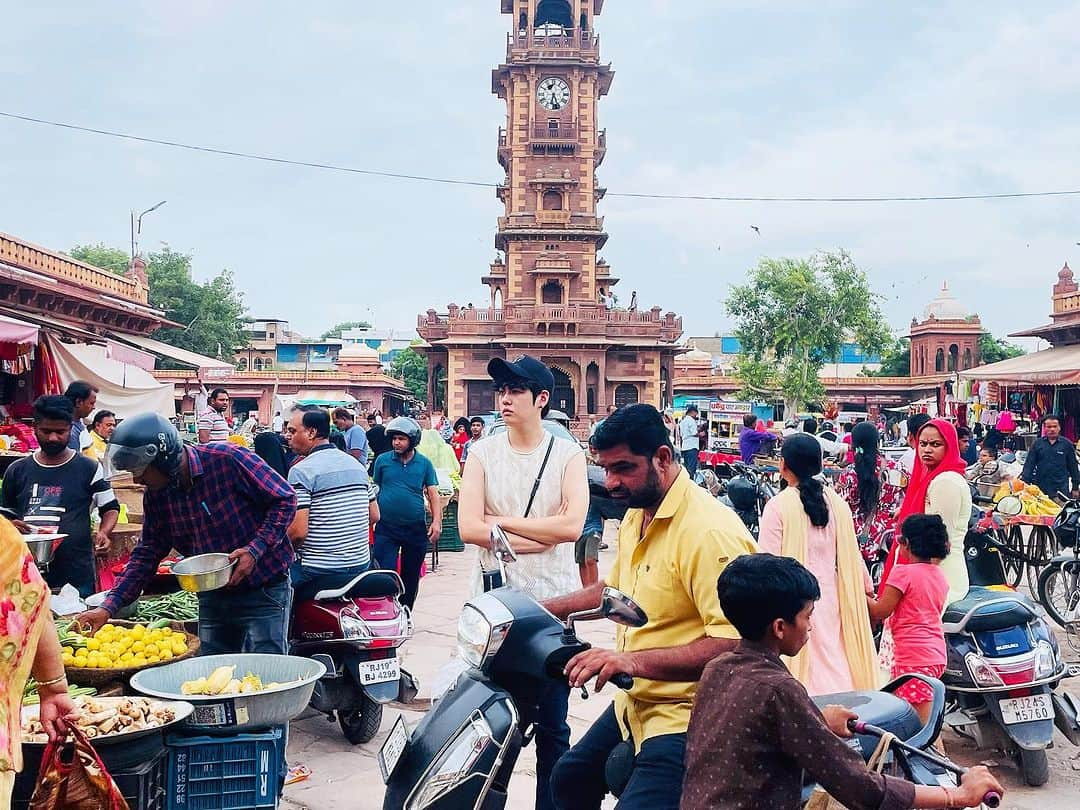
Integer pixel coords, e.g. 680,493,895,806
18,557,320,809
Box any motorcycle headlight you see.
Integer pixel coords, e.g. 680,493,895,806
965,652,1005,687
1034,640,1058,679
456,599,513,671
407,715,494,809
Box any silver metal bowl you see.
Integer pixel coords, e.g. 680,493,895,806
171,553,235,592
22,535,64,567
130,653,326,732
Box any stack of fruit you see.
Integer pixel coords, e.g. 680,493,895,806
60,621,191,671
993,480,1062,517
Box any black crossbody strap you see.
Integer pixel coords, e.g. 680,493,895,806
523,436,557,518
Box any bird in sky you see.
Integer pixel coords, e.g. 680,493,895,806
750,225,761,235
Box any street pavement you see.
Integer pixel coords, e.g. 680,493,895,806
283,540,1080,810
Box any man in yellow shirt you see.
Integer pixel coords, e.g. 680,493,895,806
84,410,116,464
544,404,756,809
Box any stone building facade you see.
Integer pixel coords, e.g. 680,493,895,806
416,0,682,427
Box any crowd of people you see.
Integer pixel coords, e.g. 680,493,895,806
10,361,1077,807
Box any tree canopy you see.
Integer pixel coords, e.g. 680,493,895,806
390,346,428,401
978,333,1026,365
871,338,911,377
69,243,247,368
726,251,891,415
320,321,372,340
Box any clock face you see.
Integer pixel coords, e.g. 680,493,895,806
537,77,571,111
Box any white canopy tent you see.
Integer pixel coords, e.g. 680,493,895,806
958,345,1080,386
50,339,174,418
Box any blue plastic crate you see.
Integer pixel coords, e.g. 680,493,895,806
167,728,283,810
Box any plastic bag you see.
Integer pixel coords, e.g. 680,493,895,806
29,725,130,810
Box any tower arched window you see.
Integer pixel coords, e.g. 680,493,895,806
535,0,572,30
542,189,563,210
542,280,563,304
948,343,959,373
962,347,972,370
236,357,248,371
935,348,945,373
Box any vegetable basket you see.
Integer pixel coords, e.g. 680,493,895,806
64,620,200,688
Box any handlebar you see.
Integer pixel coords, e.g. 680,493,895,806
610,672,634,690
848,720,1000,808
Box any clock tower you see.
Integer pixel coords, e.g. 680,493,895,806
417,0,683,428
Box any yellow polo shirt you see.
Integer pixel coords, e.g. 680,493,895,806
607,468,757,749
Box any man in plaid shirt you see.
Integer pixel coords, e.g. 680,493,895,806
79,413,296,656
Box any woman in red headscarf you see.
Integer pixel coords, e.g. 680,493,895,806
880,418,972,603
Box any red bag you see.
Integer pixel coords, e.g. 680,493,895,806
28,725,130,810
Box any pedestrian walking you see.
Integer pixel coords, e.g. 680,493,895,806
1021,414,1080,500
679,404,700,477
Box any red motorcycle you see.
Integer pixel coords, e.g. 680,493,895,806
289,569,415,744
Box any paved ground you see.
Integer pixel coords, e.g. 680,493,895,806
282,543,1080,810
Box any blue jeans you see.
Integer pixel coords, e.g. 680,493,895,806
681,448,699,478
535,680,572,810
290,561,369,603
551,705,687,810
197,577,292,790
373,522,427,609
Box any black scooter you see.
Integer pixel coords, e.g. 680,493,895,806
380,526,645,809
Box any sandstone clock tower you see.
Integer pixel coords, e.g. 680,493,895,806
418,0,683,429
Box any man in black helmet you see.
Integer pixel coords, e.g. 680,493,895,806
76,412,297,656
372,416,441,608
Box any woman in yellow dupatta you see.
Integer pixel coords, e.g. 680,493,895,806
758,434,879,694
0,516,74,804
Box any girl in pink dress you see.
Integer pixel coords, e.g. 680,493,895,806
867,513,950,724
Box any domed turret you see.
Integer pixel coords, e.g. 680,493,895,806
336,342,382,373
922,281,968,321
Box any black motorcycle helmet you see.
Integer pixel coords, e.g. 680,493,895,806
726,476,758,513
384,416,422,450
105,413,185,479
1053,500,1080,549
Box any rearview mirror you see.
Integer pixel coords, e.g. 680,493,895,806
600,587,648,628
996,494,1023,517
489,525,518,563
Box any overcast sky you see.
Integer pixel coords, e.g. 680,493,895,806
1,1,1076,348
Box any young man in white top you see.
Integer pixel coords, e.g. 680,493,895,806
458,354,588,810
679,404,701,477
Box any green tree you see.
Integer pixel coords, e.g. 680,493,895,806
69,243,247,367
321,321,372,340
68,243,130,275
871,338,911,377
390,346,428,401
979,333,1026,365
726,251,891,416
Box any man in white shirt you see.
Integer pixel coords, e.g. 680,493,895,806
271,411,284,434
458,354,588,810
679,404,701,477
801,417,846,463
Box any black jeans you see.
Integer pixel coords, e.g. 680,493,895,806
534,680,572,810
373,521,427,609
551,705,687,810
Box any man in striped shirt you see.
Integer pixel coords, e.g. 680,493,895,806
197,387,231,443
286,407,372,601
2,395,119,596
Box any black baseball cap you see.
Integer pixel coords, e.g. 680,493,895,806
487,354,555,393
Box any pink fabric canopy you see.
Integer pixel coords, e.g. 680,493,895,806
0,314,39,345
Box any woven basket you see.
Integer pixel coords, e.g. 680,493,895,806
64,620,200,688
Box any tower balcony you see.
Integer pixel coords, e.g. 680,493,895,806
506,28,600,63
418,305,683,344
497,127,510,170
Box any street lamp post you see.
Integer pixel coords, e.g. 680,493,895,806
130,200,168,262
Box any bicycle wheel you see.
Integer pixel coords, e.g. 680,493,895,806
997,525,1025,588
999,524,1026,588
1026,525,1059,593
1036,559,1080,628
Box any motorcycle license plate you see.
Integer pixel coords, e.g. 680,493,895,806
358,657,401,685
999,694,1054,725
379,715,409,783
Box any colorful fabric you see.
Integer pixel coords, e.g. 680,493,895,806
890,664,946,706
834,457,903,563
101,443,296,615
0,518,51,776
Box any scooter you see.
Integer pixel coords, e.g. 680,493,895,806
289,569,416,745
380,526,645,809
805,675,1000,806
940,495,1080,786
718,462,777,539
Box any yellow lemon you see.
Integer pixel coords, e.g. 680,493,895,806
131,641,145,653
85,638,100,651
160,649,174,660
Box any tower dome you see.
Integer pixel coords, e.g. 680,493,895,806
338,342,380,360
922,281,967,321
